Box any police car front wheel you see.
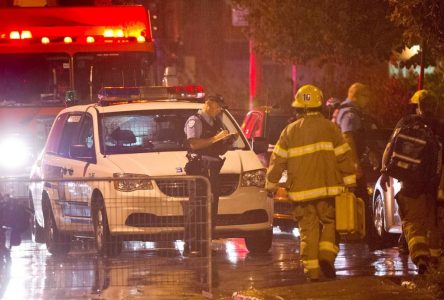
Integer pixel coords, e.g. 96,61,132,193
43,195,71,256
92,197,122,257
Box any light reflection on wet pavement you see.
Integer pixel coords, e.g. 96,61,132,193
0,228,417,299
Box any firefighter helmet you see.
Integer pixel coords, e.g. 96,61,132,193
410,89,431,105
414,90,439,117
292,84,323,108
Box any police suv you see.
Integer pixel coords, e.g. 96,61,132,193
28,86,272,256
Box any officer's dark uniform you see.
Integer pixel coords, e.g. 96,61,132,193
183,105,229,255
336,99,382,248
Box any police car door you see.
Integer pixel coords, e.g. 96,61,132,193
51,112,95,232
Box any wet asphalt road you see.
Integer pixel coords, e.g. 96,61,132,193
0,228,418,300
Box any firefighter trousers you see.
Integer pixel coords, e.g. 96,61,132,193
293,197,339,280
396,190,442,265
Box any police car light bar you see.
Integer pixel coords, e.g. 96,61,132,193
97,85,205,106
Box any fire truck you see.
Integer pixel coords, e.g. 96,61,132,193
0,5,156,208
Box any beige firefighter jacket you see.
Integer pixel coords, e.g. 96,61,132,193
267,112,356,202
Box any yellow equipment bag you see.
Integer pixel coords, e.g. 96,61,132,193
335,191,365,239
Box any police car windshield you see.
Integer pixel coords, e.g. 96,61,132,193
100,109,247,154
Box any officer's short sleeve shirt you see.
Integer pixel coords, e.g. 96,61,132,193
336,99,362,133
184,111,204,139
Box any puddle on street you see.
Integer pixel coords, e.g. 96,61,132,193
0,229,419,299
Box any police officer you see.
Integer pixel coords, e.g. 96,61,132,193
335,83,372,191
380,90,442,274
183,95,237,256
267,85,356,281
335,83,382,249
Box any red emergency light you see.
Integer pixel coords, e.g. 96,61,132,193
0,6,153,48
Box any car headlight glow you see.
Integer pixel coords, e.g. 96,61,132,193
0,135,33,170
113,173,153,192
241,168,266,188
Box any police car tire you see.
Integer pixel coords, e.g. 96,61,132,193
368,193,397,250
372,193,391,242
32,214,45,244
43,196,71,256
245,229,273,254
92,197,122,257
28,196,45,243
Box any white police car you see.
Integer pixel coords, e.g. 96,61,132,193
29,85,272,256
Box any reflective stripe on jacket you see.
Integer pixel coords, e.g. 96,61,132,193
267,113,356,202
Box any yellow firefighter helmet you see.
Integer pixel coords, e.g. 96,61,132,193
292,84,323,108
412,90,439,117
410,89,431,105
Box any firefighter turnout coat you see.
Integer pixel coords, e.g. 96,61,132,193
267,112,356,202
267,112,356,280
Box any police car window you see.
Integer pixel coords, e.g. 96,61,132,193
101,109,192,154
57,114,83,157
46,113,69,154
100,109,247,154
77,114,94,149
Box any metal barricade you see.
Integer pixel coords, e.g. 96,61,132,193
0,175,213,299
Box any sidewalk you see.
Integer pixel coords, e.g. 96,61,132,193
231,275,444,300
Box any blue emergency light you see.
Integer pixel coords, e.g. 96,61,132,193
97,85,205,106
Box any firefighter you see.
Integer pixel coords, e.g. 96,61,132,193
397,92,422,255
380,90,442,274
183,95,237,256
266,85,356,281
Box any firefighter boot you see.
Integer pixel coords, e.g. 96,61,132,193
415,256,429,275
319,260,336,279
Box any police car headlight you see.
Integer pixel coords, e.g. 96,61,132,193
241,169,266,188
113,173,153,192
0,135,33,170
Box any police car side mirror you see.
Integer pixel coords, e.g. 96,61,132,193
251,137,269,154
65,90,79,106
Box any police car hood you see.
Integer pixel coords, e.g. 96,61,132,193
105,150,263,176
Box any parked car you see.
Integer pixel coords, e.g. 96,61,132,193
29,86,273,256
372,173,444,247
241,106,296,232
371,176,402,244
